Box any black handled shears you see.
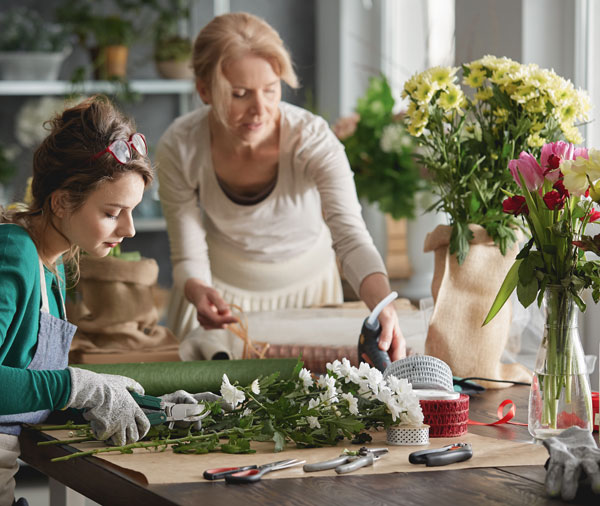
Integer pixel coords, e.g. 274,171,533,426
204,458,305,483
409,443,473,467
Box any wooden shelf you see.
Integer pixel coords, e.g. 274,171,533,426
0,79,195,96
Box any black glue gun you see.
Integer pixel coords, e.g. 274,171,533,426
358,291,398,371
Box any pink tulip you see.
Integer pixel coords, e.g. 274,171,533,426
508,151,545,191
541,141,588,182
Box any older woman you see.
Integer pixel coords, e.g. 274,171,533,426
156,12,405,361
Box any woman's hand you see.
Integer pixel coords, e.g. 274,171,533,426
184,278,238,330
377,304,406,361
359,273,407,363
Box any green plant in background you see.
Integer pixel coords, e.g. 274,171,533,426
0,144,17,186
402,55,591,264
333,75,424,220
0,7,71,52
146,0,193,63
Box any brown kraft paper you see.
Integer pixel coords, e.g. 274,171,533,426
423,224,530,389
45,430,548,485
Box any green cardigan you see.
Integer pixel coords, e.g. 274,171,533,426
0,224,71,415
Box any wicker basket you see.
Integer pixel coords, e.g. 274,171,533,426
383,355,454,392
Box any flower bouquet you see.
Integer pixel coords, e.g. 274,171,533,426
484,141,599,437
402,55,590,263
48,359,425,461
333,75,424,220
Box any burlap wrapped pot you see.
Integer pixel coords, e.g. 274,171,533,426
423,224,530,389
68,255,178,361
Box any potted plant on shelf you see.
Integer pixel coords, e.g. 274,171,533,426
148,0,194,79
56,0,142,80
0,7,72,80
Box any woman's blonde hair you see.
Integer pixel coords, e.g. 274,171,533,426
192,12,299,125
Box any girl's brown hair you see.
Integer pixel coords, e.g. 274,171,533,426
192,12,299,125
2,95,153,275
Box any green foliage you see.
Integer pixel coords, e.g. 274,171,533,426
338,75,424,220
44,358,424,461
0,8,71,52
154,36,192,62
0,145,17,185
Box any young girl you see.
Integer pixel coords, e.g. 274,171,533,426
0,96,154,505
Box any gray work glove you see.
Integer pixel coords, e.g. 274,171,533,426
66,367,151,446
543,426,600,501
158,390,228,430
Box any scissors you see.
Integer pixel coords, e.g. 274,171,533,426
130,392,209,429
203,458,305,483
409,443,473,467
303,447,388,474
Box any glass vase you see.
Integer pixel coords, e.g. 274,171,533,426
528,285,593,439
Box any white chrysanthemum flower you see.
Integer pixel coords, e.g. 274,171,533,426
326,360,342,375
317,374,336,391
386,375,411,395
308,398,320,410
341,392,359,415
242,408,252,417
298,368,313,390
220,374,245,408
306,416,321,429
338,358,353,379
251,379,260,395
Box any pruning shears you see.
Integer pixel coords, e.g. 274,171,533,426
409,443,473,467
130,391,209,428
204,459,305,483
303,447,389,474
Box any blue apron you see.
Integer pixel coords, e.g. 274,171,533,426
0,256,77,435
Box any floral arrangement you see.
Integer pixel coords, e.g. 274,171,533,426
333,75,424,220
402,55,591,263
484,141,599,433
44,359,424,461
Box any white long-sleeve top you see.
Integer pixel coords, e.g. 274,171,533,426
156,102,386,296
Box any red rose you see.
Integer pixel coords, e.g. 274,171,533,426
502,196,528,216
543,190,566,211
553,179,568,197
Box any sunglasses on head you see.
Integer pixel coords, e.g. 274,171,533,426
92,133,148,165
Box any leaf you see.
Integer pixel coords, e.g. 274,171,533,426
517,278,538,308
483,259,522,325
449,222,473,265
272,431,286,453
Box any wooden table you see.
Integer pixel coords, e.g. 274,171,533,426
18,385,599,506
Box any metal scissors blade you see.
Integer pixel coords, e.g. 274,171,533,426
225,458,305,484
203,465,257,480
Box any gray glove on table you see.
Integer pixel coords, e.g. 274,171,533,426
543,426,600,501
158,390,228,430
66,367,151,446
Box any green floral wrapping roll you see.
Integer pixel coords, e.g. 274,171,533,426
72,359,298,396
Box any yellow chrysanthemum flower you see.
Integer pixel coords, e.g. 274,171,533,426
402,73,420,99
463,69,486,88
414,78,436,105
526,133,545,148
428,66,458,89
562,124,583,145
524,97,546,114
474,86,494,103
437,84,464,111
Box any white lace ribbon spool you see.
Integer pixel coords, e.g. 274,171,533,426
386,425,429,446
